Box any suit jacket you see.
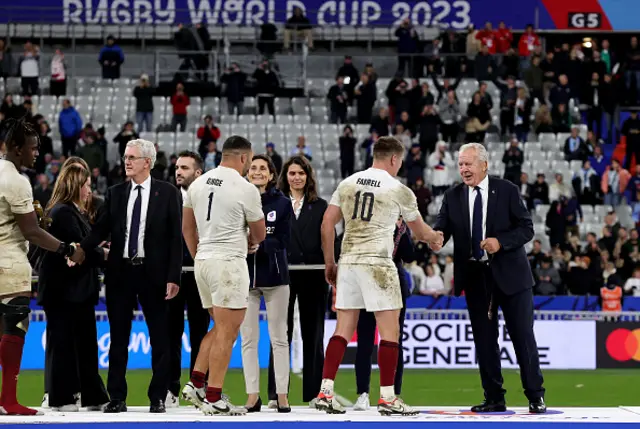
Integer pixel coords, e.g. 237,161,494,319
81,178,183,292
38,203,105,306
288,197,328,265
434,176,535,296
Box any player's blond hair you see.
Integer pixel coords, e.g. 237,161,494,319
372,136,405,160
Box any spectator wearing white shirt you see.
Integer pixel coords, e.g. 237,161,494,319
18,42,40,96
549,173,573,202
418,265,447,296
624,267,640,296
427,141,455,195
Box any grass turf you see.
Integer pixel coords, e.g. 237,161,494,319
16,369,640,407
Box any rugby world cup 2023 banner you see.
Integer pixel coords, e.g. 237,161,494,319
2,0,640,30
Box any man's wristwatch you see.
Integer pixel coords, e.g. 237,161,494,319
56,242,76,258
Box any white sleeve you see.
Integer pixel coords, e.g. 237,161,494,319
244,185,264,222
329,184,342,208
398,185,420,222
183,186,193,209
7,176,34,215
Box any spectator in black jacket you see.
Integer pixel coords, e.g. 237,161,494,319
514,88,533,143
583,72,604,140
395,19,419,76
475,45,495,82
35,121,54,174
564,127,588,162
502,138,524,184
418,104,440,154
133,74,154,132
266,142,283,175
385,73,406,124
622,111,640,169
221,63,246,115
493,75,517,137
552,103,572,133
550,74,573,109
284,7,313,51
253,60,280,115
430,72,462,103
531,173,550,205
339,125,357,178
601,74,616,144
404,143,426,186
336,56,359,104
394,80,412,118
112,121,139,158
98,35,124,80
625,36,640,105
354,73,376,124
327,76,348,124
370,108,390,136
242,155,294,412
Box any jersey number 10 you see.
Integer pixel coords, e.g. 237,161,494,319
351,191,375,222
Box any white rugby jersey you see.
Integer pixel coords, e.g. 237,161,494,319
0,160,34,267
184,166,263,260
330,168,420,265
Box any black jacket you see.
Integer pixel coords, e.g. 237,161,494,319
38,203,104,305
288,197,328,265
248,188,293,288
434,177,535,296
80,178,183,292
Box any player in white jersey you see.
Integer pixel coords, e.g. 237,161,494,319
0,118,83,415
181,136,266,416
315,136,444,416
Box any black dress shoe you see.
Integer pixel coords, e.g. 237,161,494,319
103,400,127,413
529,398,546,414
246,397,262,413
277,398,291,413
150,400,166,413
471,400,507,413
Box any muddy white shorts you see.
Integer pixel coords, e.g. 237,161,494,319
335,263,402,312
194,257,250,309
0,261,32,296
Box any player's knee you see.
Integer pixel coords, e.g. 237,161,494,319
2,297,31,338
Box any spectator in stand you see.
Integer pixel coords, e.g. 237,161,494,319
370,108,390,137
495,21,513,55
418,104,440,154
397,111,416,138
518,24,541,67
411,177,432,219
501,48,520,80
431,73,462,104
600,40,613,73
564,127,588,162
427,141,455,195
133,74,154,132
203,141,221,172
221,62,246,116
624,267,640,296
562,195,582,238
0,94,22,121
170,83,190,132
622,111,640,169
95,127,108,171
599,74,616,144
289,136,312,161
546,200,566,248
395,19,419,76
524,56,544,103
393,123,412,150
79,123,98,146
112,121,138,158
602,159,630,207
589,145,609,177
283,7,313,51
257,23,278,58
528,240,545,271
417,265,447,296
91,167,108,197
336,56,359,105
18,41,39,96
550,74,573,109
338,125,356,178
572,160,599,205
502,138,523,184
549,173,573,202
477,82,494,110
33,174,53,209
474,45,495,82
0,39,14,79
50,48,67,97
475,22,496,54
493,75,517,138
196,115,221,160
58,99,83,157
625,36,640,105
627,165,640,203
404,143,425,186
514,88,532,142
35,122,53,174
360,131,377,168
327,76,348,124
253,60,279,116
535,256,561,296
440,30,465,77
437,89,461,143
519,172,533,210
78,135,105,173
552,104,572,133
354,73,376,124
419,82,435,109
465,92,491,142
582,72,604,140
466,24,481,64
385,73,405,123
363,62,378,83
98,35,124,80
540,51,556,102
265,143,283,175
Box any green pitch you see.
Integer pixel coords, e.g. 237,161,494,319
15,369,640,407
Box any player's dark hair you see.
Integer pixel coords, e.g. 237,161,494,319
251,154,278,191
373,136,405,160
2,117,39,152
222,135,252,153
278,155,319,202
178,150,204,172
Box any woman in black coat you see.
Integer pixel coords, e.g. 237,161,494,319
241,155,293,412
267,155,329,406
38,164,109,411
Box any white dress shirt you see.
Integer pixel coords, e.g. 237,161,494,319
290,194,305,219
124,175,152,258
468,174,489,261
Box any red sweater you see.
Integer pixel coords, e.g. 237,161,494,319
171,93,190,115
476,30,497,54
495,28,513,54
197,125,221,141
518,32,540,57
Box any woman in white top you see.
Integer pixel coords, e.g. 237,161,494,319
50,49,67,97
18,42,39,96
418,265,447,296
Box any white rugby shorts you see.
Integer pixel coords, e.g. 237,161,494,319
335,263,402,312
194,257,250,309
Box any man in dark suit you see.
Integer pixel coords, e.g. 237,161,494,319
166,151,210,407
431,143,546,414
79,139,183,414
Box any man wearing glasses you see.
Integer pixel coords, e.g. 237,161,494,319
79,139,183,414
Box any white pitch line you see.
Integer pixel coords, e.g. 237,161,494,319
293,373,354,407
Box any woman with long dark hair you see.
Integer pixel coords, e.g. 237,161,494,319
241,155,293,412
38,164,109,411
267,155,329,407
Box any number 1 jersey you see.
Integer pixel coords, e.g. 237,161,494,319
330,168,420,266
184,166,264,260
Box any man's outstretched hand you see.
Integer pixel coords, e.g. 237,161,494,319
427,230,444,251
69,244,85,264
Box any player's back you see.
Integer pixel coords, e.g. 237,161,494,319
0,160,32,263
186,165,260,260
332,168,415,266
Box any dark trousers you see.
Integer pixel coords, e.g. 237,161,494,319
167,271,210,396
355,295,407,395
62,137,77,157
44,302,109,408
586,107,603,139
21,76,38,96
625,142,640,170
340,156,354,178
50,79,67,97
464,261,545,402
106,263,170,403
258,96,275,115
441,123,459,143
268,270,328,402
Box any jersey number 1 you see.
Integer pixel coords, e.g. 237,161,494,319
352,191,374,222
206,192,214,221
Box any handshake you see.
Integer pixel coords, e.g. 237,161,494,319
66,242,110,267
427,230,445,251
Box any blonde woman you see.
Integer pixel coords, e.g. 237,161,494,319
38,165,109,411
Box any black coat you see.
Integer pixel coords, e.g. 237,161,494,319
288,197,328,265
38,203,104,305
80,178,183,292
434,176,535,296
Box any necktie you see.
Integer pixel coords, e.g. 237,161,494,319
128,185,142,258
472,186,484,260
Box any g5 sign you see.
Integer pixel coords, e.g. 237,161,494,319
568,12,602,29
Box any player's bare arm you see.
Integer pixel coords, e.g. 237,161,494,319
182,206,199,259
405,216,444,247
321,204,342,286
248,218,266,247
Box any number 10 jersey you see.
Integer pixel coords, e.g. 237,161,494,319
330,168,420,266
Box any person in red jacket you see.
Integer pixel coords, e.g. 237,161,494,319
495,21,513,54
196,115,221,160
475,22,496,54
518,24,540,57
170,82,190,132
